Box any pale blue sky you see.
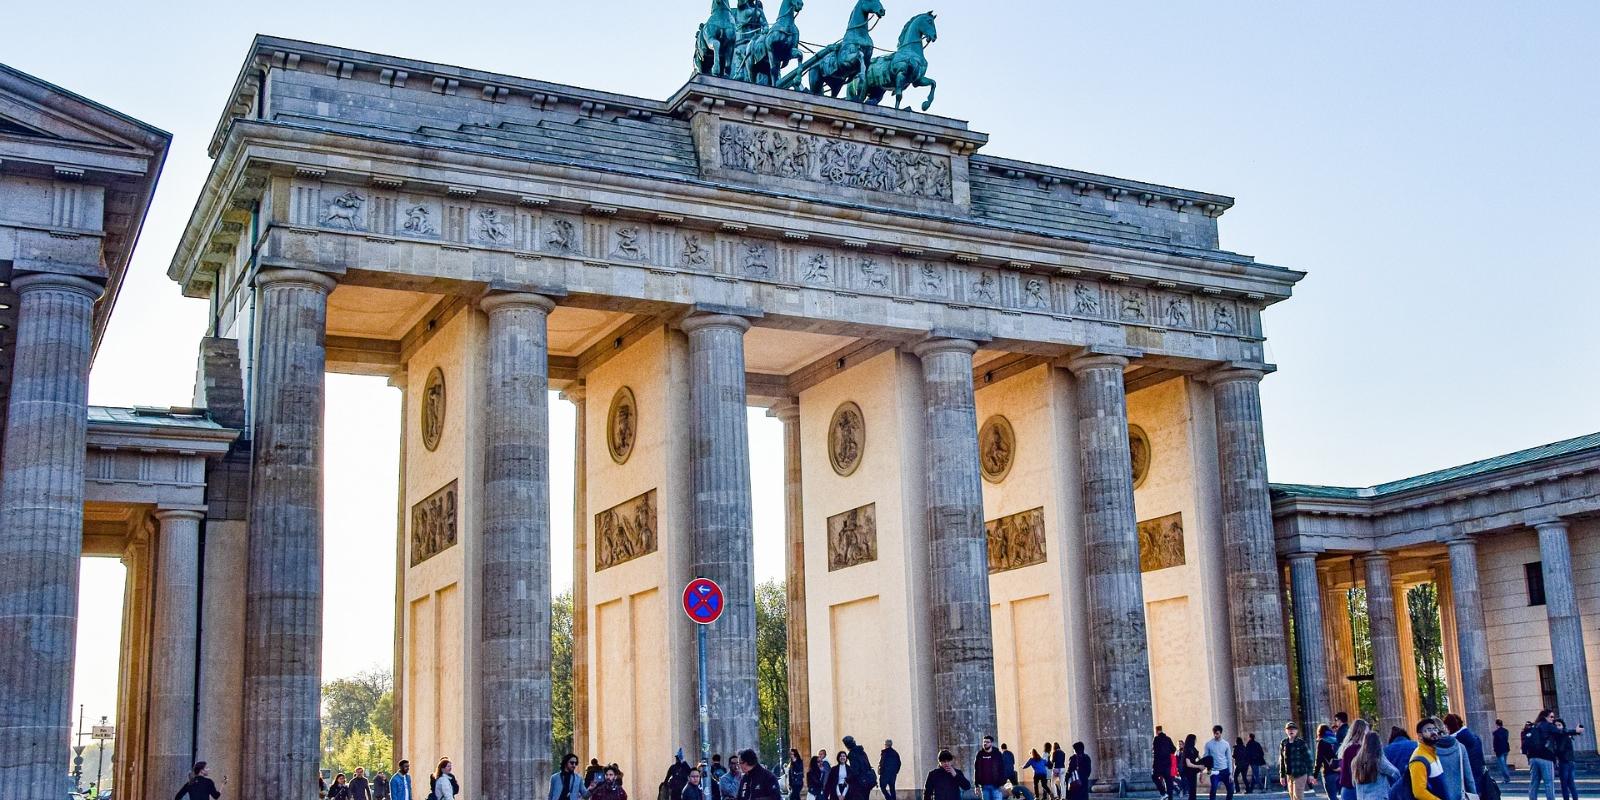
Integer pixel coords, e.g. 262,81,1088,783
9,0,1596,725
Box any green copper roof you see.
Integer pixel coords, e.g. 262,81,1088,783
1272,431,1600,501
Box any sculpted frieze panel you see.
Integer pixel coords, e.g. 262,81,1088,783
717,122,953,202
987,507,1047,574
1137,512,1185,572
473,206,512,246
322,190,367,231
826,503,877,571
544,215,582,255
410,480,459,567
595,489,658,572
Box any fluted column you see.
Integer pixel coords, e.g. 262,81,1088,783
1432,563,1466,717
682,313,759,754
1394,581,1422,718
1534,519,1596,754
1288,554,1331,730
1363,553,1407,735
147,509,204,800
771,400,812,751
564,384,591,758
240,268,335,798
1066,353,1153,791
1207,367,1294,753
479,291,557,791
1321,574,1359,718
913,338,997,771
0,272,100,796
1444,537,1498,738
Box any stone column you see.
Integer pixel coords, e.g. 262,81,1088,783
1321,573,1359,718
1288,554,1331,730
1363,553,1407,735
479,291,557,792
1066,353,1154,791
240,268,334,799
564,384,591,758
1394,581,1423,718
681,313,759,754
1207,367,1294,752
0,273,101,797
1432,560,1466,719
771,400,812,751
1444,537,1498,737
1534,519,1596,754
147,509,204,800
913,338,997,771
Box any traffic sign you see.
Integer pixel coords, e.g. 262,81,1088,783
90,725,115,741
682,578,725,625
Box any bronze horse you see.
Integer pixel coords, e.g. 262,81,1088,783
778,0,886,97
693,0,738,78
733,0,805,86
848,11,938,111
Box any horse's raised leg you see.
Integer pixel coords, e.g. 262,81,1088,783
917,75,937,111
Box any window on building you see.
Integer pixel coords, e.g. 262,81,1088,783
1539,664,1559,711
1526,562,1547,606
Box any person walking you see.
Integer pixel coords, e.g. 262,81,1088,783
1025,749,1052,800
593,766,628,800
1526,710,1562,800
1336,719,1372,800
1316,725,1342,800
1404,718,1448,800
391,761,413,800
1233,741,1247,793
686,768,708,800
351,767,373,800
1153,728,1178,800
976,736,1007,800
1051,743,1067,800
430,759,461,800
175,761,222,800
1180,735,1204,800
1491,721,1512,785
924,750,971,800
1434,726,1478,800
1442,714,1489,799
1551,718,1583,800
738,749,784,800
1065,743,1091,800
375,770,391,800
721,756,746,800
1385,730,1418,778
1001,745,1017,790
789,750,806,800
842,736,877,800
1205,727,1235,800
807,756,827,800
554,753,592,800
330,774,351,800
1244,736,1265,795
1281,723,1314,800
829,750,850,800
1345,732,1400,800
880,740,903,800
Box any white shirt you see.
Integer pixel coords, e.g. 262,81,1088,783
436,774,457,800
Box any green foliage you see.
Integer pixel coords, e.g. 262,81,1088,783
1348,587,1377,721
325,721,394,778
756,579,789,766
554,589,575,760
322,667,395,776
1408,583,1450,717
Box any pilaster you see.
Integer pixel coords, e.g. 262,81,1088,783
563,383,590,758
770,399,812,752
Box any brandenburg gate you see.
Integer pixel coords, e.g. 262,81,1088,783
5,14,1312,799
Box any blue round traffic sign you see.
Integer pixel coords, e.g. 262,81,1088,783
683,578,725,625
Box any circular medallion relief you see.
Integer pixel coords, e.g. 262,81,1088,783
979,415,1016,483
421,367,446,452
1129,424,1152,489
828,402,865,476
607,386,638,465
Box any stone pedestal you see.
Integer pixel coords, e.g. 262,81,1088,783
771,400,812,752
479,292,557,792
1287,554,1330,730
147,509,204,800
1207,368,1294,754
1362,553,1407,735
1444,538,1497,737
0,273,101,797
682,313,759,755
1534,519,1596,754
1066,353,1154,791
240,268,335,798
912,338,997,770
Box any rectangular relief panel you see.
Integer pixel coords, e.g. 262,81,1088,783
595,489,658,571
1138,512,1185,572
411,480,459,567
987,507,1047,574
827,503,878,571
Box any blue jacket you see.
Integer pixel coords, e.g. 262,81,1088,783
552,770,592,800
1492,728,1510,756
1451,728,1485,781
1384,740,1418,779
390,773,412,800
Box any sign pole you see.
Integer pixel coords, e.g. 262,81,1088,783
697,621,711,768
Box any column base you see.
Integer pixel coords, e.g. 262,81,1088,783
1091,778,1159,798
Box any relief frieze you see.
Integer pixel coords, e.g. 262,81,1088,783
410,480,459,567
717,122,953,202
595,489,658,571
987,507,1047,574
1137,512,1185,572
827,503,877,571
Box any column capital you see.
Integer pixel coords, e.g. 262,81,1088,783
1527,515,1568,532
254,267,337,294
1361,550,1393,565
1064,352,1129,375
479,291,556,315
387,370,409,390
153,508,206,523
559,382,587,405
1201,361,1276,386
766,399,801,423
678,312,752,335
9,272,104,300
1287,551,1323,565
911,336,978,359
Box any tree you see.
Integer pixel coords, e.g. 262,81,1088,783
1408,583,1449,717
322,667,395,776
755,579,789,766
1348,587,1377,721
553,589,575,760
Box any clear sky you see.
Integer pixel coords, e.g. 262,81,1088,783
11,0,1596,731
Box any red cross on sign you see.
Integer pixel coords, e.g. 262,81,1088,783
682,578,725,625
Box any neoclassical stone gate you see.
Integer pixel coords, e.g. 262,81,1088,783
167,36,1305,799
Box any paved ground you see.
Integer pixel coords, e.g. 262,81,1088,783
1147,770,1600,800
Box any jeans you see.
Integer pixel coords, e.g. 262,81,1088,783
1495,755,1511,783
1251,767,1264,793
880,780,896,800
1209,770,1236,800
1182,773,1199,800
983,785,1006,800
1153,773,1174,798
1034,776,1052,800
1052,769,1065,800
1527,758,1555,800
1556,760,1576,800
